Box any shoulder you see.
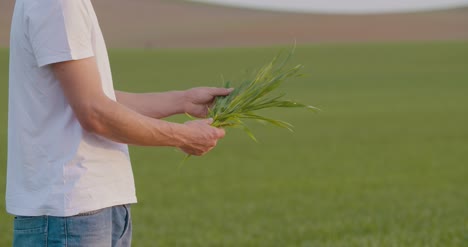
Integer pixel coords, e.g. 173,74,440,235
25,0,90,18
24,0,58,13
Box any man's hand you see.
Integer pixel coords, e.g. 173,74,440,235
183,87,233,118
178,118,225,156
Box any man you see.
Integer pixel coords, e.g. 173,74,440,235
7,0,230,246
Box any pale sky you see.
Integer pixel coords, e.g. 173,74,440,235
191,0,468,14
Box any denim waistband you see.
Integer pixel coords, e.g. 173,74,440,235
76,208,106,216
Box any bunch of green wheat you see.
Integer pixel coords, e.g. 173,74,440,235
208,52,318,142
181,51,318,164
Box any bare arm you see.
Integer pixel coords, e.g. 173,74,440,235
115,87,232,119
52,57,225,156
115,91,186,119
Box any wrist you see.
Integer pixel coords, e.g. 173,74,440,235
179,90,190,114
167,122,190,148
157,90,188,116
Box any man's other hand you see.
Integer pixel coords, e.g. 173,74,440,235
183,87,233,118
178,118,225,156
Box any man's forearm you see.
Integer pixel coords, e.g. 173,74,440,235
85,95,188,147
115,91,187,119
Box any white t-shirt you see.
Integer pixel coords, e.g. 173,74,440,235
7,0,137,217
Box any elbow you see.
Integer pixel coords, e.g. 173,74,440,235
80,116,104,134
76,105,107,135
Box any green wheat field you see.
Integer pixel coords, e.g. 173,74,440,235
0,42,467,246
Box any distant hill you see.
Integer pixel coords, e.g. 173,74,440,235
1,0,467,48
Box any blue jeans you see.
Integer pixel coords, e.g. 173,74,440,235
13,205,132,247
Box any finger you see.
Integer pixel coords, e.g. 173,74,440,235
182,147,204,156
204,118,214,125
215,128,225,139
201,146,215,156
208,87,234,96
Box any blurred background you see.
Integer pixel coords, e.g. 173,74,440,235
2,0,468,48
1,0,467,246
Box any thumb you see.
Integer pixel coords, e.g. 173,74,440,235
210,87,233,96
204,118,214,125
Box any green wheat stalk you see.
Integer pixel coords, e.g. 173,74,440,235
210,50,318,135
181,49,319,165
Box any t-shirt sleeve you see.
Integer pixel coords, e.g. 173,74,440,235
27,0,94,67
